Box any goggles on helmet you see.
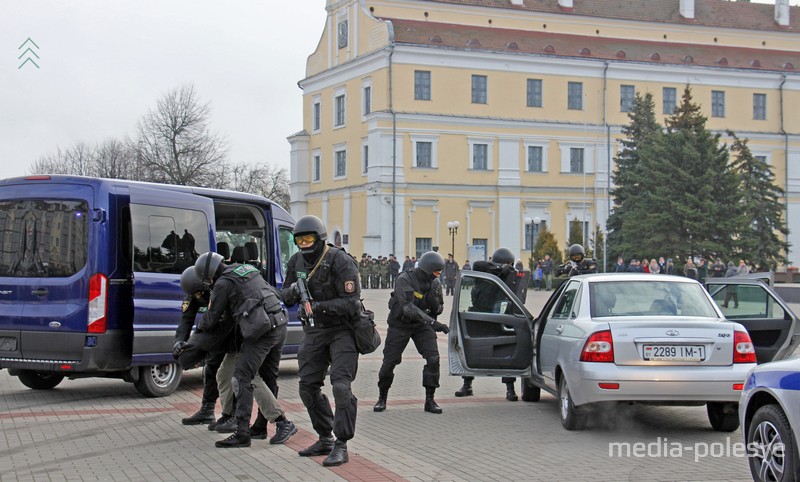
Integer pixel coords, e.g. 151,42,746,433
294,233,317,247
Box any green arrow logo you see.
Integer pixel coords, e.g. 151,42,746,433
18,37,40,69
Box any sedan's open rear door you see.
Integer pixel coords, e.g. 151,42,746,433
706,278,800,363
448,271,533,377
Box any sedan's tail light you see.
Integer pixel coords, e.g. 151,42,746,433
733,330,756,363
580,330,614,362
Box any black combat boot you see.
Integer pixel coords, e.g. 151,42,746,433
215,415,237,433
454,377,473,397
298,436,335,457
506,382,519,402
182,401,215,425
208,413,232,431
249,411,268,440
322,440,349,467
424,387,442,414
373,389,388,412
215,421,251,448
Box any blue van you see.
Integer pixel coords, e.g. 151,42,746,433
0,175,301,397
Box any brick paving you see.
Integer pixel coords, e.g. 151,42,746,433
1,286,794,481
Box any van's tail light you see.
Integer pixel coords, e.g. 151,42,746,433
88,273,108,334
580,330,614,362
733,330,756,363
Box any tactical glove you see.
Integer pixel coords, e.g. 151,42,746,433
432,321,450,334
172,340,186,359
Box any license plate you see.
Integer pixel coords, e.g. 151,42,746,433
0,337,18,351
643,345,705,361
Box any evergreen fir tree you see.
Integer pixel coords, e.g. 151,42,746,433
728,131,789,270
534,226,562,265
607,92,661,258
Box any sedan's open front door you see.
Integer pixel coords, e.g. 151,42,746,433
706,278,800,363
448,271,533,377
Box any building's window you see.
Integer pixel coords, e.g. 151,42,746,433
337,20,348,48
414,70,431,100
415,237,432,258
712,90,725,117
570,148,584,173
363,86,371,116
570,219,590,246
568,81,583,110
524,220,547,250
334,94,346,127
620,85,635,112
472,75,487,104
312,100,321,132
362,144,369,174
416,141,432,168
663,87,676,115
527,146,543,172
472,143,488,170
312,154,321,182
753,93,766,120
473,238,488,261
334,149,346,178
527,79,542,108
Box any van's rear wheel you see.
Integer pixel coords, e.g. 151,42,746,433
134,363,182,397
17,370,65,390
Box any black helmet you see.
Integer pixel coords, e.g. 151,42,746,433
568,244,586,262
293,215,327,241
418,251,445,275
195,251,225,284
491,247,515,266
180,266,206,295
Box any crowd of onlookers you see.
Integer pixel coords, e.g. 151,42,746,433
613,256,751,282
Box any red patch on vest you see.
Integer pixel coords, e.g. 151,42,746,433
344,280,356,293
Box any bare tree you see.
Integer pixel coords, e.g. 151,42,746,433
29,142,96,176
226,161,290,210
95,138,142,180
133,84,227,187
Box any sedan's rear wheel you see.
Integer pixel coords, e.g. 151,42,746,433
558,376,585,430
707,402,740,432
748,404,798,482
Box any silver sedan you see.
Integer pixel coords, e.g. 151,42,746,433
449,272,799,431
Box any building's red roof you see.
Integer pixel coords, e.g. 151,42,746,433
387,18,799,71
419,0,800,33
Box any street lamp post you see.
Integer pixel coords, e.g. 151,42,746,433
524,217,541,267
447,221,460,257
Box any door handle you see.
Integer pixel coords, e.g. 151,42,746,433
555,324,564,335
31,289,48,296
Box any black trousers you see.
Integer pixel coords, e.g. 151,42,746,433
378,322,440,391
462,376,516,385
232,324,287,431
201,352,225,404
298,328,359,441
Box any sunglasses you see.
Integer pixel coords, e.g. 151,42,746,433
294,233,316,246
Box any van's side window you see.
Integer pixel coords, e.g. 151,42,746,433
130,205,209,274
278,226,299,278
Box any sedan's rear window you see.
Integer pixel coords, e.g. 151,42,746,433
0,199,88,277
590,280,718,318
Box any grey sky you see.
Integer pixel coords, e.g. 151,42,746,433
1,1,796,180
1,1,327,178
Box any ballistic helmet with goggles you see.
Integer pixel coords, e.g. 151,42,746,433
418,251,445,275
568,244,586,263
293,215,327,243
195,251,225,285
180,266,206,295
491,247,515,266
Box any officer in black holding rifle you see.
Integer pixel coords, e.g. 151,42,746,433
373,251,448,414
280,215,362,467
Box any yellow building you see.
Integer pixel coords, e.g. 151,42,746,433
288,0,800,267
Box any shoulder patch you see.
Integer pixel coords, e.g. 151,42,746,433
413,291,423,299
344,280,356,293
233,264,259,277
181,300,190,312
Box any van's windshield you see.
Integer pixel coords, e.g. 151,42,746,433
0,199,88,277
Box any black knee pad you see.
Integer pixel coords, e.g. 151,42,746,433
425,355,440,368
331,381,352,407
300,388,326,409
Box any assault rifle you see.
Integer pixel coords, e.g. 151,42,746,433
296,275,315,327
